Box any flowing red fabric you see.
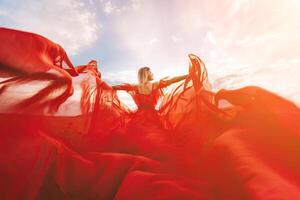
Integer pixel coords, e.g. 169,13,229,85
1,27,300,200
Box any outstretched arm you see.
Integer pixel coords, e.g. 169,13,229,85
111,85,124,90
166,74,188,85
111,83,135,91
153,74,188,90
157,74,188,88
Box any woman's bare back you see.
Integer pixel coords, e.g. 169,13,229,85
136,82,156,95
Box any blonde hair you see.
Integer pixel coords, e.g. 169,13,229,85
138,66,150,84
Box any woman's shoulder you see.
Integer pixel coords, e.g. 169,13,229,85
153,78,168,90
129,83,138,90
137,79,167,91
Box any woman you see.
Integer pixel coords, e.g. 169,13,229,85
111,66,188,111
102,67,194,167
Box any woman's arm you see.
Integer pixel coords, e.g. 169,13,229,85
153,74,188,90
166,74,188,85
111,85,124,90
111,83,135,91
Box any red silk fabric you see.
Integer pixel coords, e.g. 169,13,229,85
1,27,300,199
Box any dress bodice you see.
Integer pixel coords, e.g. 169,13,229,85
131,86,161,110
132,90,159,110
117,81,166,111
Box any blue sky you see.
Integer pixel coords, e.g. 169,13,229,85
1,0,300,105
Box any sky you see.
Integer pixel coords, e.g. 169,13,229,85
1,0,300,107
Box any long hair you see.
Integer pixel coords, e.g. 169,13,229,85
138,66,150,84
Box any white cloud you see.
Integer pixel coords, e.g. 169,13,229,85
1,0,99,55
101,0,140,15
210,50,217,58
2,0,300,106
205,32,217,44
131,0,140,11
109,0,300,104
171,35,183,42
102,70,137,85
149,37,158,45
103,1,115,14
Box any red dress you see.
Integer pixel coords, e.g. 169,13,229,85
1,27,300,200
